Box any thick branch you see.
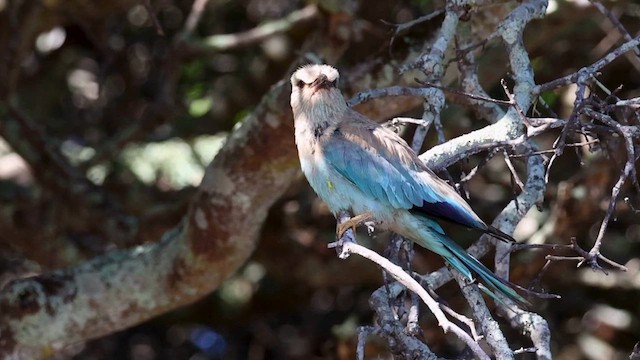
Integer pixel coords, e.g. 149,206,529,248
0,72,299,358
0,33,428,357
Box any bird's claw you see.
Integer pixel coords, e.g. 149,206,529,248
336,212,374,239
364,221,378,236
336,221,356,240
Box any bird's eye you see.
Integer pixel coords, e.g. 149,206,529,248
330,79,338,87
296,80,305,88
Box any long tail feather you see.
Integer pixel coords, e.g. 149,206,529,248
484,225,516,243
415,226,528,306
444,240,529,306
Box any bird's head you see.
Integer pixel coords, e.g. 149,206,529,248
290,64,346,118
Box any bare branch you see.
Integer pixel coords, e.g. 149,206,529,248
503,150,525,190
451,271,514,360
183,5,319,54
588,0,640,57
0,75,300,357
339,242,491,360
142,0,165,36
182,0,211,37
535,35,640,93
383,10,445,38
418,80,513,106
455,25,506,122
347,86,426,107
356,326,376,360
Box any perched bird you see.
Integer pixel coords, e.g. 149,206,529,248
290,64,525,304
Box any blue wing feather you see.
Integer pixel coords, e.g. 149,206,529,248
324,134,415,209
320,122,523,301
323,126,487,230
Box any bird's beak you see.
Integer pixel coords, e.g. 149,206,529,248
311,74,333,90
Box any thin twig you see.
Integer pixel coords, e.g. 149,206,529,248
589,0,640,57
182,0,211,37
582,163,630,267
509,140,600,158
576,109,640,267
347,86,426,107
356,326,375,360
393,117,429,127
142,0,165,36
514,347,538,355
535,35,640,93
529,258,553,290
383,10,445,37
455,30,505,122
184,5,318,54
615,97,640,107
337,241,491,360
508,243,574,253
552,68,589,161
625,197,640,213
459,148,501,184
501,79,530,127
539,239,628,273
440,302,482,341
503,150,525,190
417,79,513,106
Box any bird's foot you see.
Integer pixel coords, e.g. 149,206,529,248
336,212,374,239
364,221,376,236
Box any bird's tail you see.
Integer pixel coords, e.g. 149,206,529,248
443,237,529,306
410,218,528,306
485,225,516,243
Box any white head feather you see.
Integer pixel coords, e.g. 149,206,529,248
290,64,347,122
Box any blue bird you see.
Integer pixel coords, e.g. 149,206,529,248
290,64,525,304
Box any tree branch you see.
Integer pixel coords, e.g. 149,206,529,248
0,23,429,356
181,5,319,55
0,71,300,358
339,242,491,360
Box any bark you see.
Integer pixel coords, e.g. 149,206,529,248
0,77,298,357
0,40,422,360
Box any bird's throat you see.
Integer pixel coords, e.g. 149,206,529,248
313,120,330,138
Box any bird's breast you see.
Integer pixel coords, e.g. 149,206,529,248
294,117,399,224
296,145,394,227
297,145,340,208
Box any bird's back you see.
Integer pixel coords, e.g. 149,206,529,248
320,110,489,231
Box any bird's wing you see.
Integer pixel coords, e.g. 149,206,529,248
322,114,491,232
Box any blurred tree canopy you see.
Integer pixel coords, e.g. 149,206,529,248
0,0,639,359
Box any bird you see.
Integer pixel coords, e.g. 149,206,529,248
290,64,526,305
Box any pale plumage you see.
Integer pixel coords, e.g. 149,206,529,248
290,64,525,304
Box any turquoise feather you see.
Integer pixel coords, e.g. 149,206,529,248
290,64,525,305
